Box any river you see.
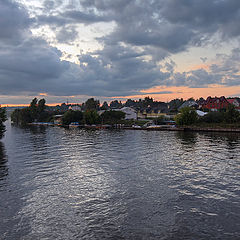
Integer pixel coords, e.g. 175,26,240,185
0,120,239,239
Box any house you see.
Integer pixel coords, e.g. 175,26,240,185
227,98,240,109
68,105,81,111
116,107,137,120
178,100,198,110
53,115,63,125
201,96,229,111
137,108,167,119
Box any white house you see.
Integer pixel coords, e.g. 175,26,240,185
116,107,137,120
68,105,81,111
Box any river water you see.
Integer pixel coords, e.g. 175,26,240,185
0,121,239,239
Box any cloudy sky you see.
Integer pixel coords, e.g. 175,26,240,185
1,0,240,105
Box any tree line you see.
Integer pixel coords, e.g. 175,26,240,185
175,104,240,126
0,106,7,139
11,98,126,126
11,98,49,125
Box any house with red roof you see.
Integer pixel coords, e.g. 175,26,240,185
201,96,229,111
227,98,240,110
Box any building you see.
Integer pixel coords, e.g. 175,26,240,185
137,108,167,119
116,107,137,120
178,100,198,110
68,105,81,111
53,115,63,124
201,96,229,111
227,98,240,109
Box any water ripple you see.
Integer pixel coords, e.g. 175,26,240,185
1,123,240,239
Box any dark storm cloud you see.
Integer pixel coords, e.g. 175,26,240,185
0,38,70,95
37,0,240,52
160,0,240,38
0,0,32,44
79,0,240,50
74,44,170,96
0,0,240,101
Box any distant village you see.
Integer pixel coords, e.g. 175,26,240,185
9,96,240,131
46,96,240,120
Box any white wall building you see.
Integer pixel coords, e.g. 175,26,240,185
69,105,81,111
116,107,137,120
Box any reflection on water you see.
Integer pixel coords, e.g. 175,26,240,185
1,123,240,240
175,131,198,146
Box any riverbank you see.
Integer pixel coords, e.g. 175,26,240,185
26,122,240,133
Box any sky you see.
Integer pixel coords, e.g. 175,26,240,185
1,0,240,106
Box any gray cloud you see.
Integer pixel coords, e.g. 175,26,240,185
38,10,112,27
0,38,70,95
0,0,32,44
160,0,240,38
56,26,78,43
80,0,240,51
0,0,240,103
36,0,240,53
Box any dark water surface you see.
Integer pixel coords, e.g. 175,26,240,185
0,121,239,239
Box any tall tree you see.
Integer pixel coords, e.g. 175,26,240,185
225,104,240,123
85,98,100,111
100,101,109,110
30,97,38,120
175,107,197,126
110,100,122,109
0,106,7,139
100,110,125,124
38,98,46,113
84,110,100,125
62,110,83,125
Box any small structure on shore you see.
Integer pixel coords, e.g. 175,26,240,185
116,107,137,120
53,115,63,125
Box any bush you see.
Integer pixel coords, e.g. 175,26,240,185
225,104,240,123
62,110,83,125
199,111,225,123
100,110,125,124
84,110,100,125
175,107,197,126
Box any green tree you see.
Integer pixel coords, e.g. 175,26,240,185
168,98,184,113
100,101,109,110
225,104,240,123
109,100,122,109
30,97,38,120
143,96,154,108
175,107,197,126
84,110,100,125
199,111,225,123
11,98,49,125
11,109,21,125
0,107,7,139
11,108,33,126
84,98,100,111
62,110,83,125
100,110,125,124
38,98,46,113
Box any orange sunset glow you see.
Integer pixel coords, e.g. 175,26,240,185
114,85,240,102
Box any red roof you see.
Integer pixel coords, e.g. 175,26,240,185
227,99,235,104
202,96,229,109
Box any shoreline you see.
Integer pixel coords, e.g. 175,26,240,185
27,122,240,133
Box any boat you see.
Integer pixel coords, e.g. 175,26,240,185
69,122,80,127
